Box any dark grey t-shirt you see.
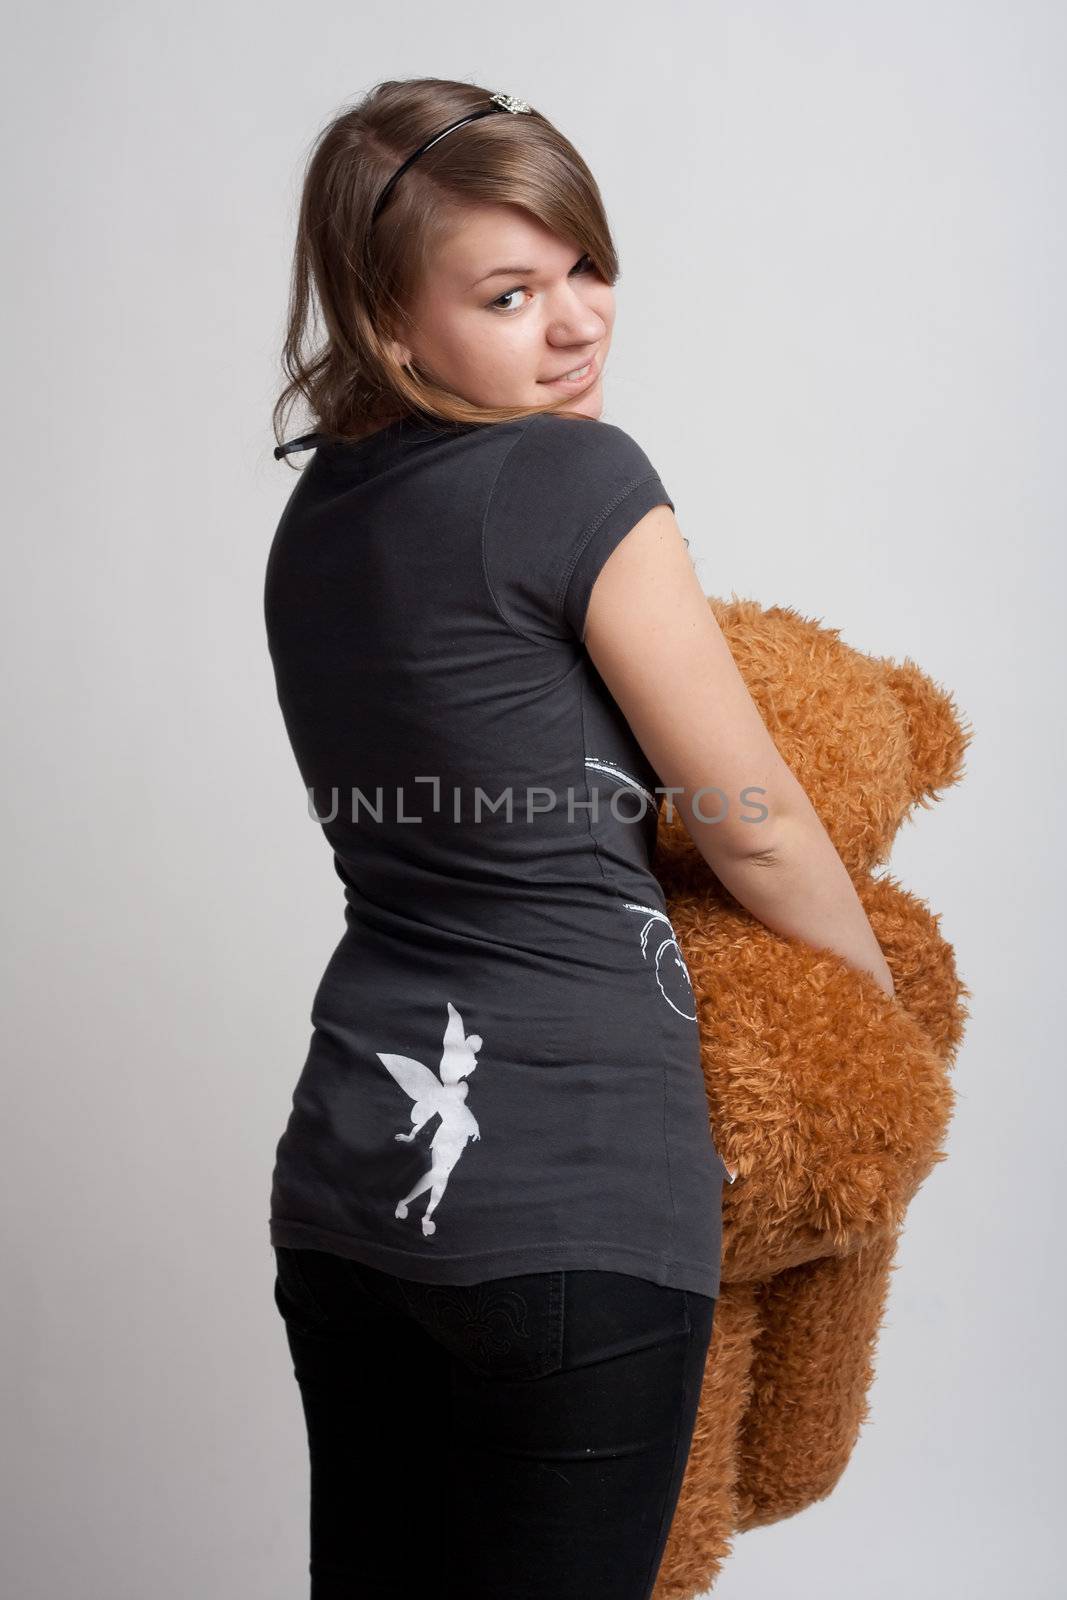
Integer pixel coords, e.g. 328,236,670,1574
264,411,728,1297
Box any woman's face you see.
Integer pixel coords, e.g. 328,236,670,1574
389,203,615,419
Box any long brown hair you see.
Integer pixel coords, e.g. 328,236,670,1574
272,78,621,466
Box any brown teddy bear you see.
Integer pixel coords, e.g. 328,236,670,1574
651,598,972,1599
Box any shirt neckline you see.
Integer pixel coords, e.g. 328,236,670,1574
315,417,497,484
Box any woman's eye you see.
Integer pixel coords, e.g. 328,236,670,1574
489,254,596,312
490,287,526,313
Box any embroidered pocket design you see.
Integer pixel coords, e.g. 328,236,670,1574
407,1281,531,1362
376,1001,482,1241
398,1273,565,1380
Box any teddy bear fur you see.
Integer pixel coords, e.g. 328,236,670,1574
649,598,972,1598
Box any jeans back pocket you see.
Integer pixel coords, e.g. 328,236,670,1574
397,1270,565,1381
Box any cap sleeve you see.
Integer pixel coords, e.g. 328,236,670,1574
483,414,675,645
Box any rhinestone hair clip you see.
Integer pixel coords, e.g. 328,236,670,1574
369,92,532,227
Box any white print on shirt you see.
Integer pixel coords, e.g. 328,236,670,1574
584,755,658,806
620,902,698,1021
376,1001,482,1240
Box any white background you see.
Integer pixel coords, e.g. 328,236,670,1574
3,2,1063,1595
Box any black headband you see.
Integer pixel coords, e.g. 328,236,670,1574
274,95,532,461
369,92,532,228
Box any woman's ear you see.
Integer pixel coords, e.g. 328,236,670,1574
386,335,413,369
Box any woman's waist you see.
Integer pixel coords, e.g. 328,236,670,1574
311,915,699,1060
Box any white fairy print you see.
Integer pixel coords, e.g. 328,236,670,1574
376,1001,483,1238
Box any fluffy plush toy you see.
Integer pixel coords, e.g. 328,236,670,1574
652,598,972,1599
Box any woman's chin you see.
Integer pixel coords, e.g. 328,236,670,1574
553,376,604,421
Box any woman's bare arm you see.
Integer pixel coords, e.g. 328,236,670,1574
583,504,895,1000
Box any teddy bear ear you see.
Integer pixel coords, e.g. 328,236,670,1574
882,659,974,805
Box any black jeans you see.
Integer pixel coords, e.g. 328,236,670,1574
273,1245,716,1600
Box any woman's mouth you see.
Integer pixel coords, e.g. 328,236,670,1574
539,355,599,390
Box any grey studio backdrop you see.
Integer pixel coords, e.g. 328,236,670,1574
3,4,1063,1597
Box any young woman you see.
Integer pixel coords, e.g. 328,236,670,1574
265,77,894,1600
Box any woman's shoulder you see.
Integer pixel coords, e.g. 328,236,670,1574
482,412,676,646
521,409,647,446
506,410,665,481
